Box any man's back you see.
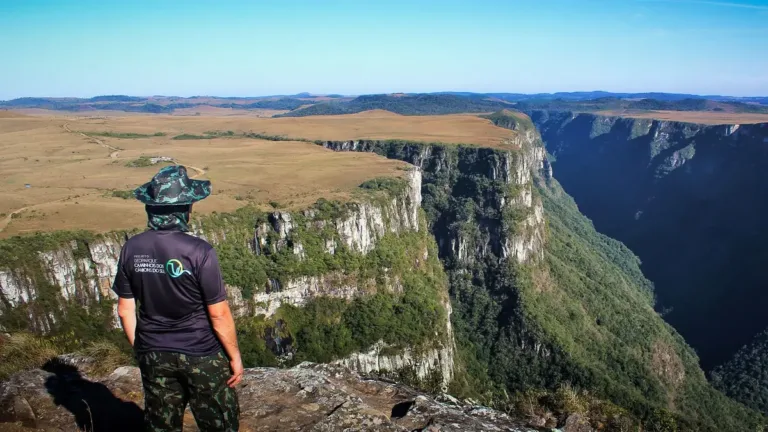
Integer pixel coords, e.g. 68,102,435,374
113,230,226,355
113,165,241,431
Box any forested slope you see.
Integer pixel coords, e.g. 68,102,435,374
317,111,764,430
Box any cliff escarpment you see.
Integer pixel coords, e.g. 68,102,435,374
0,113,763,430
0,170,454,388
528,110,768,372
315,114,762,430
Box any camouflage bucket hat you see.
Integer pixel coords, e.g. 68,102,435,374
134,165,211,206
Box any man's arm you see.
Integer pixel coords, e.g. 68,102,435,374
112,244,137,347
208,300,243,388
117,297,137,346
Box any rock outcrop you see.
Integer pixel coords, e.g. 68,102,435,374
0,360,533,432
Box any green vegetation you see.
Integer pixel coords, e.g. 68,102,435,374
124,156,154,167
243,131,309,141
523,181,761,430
0,333,130,379
172,133,211,140
124,156,173,168
0,333,58,380
712,329,768,415
201,200,438,300
358,177,408,196
215,98,308,111
108,189,135,199
485,384,638,430
0,178,449,379
314,138,764,431
278,94,511,117
169,130,310,142
84,131,165,139
79,340,133,376
481,110,535,132
0,230,135,357
271,279,445,365
515,97,768,113
203,130,235,137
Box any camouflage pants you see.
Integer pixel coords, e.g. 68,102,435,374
137,351,239,432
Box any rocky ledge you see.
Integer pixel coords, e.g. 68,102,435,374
0,359,541,432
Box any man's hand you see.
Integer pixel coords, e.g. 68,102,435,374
227,356,244,388
208,300,244,388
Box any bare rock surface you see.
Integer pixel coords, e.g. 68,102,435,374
0,360,536,431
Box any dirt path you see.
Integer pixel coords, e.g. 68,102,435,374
186,165,206,179
63,123,120,158
0,197,73,234
0,126,210,235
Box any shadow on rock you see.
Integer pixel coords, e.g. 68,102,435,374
43,359,143,432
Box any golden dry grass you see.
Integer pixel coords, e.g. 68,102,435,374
0,110,517,236
0,115,418,237
62,109,515,147
0,110,31,118
596,110,768,125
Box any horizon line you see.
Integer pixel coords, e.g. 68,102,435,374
2,90,768,102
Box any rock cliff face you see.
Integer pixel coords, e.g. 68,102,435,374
319,138,549,267
0,168,454,385
314,122,765,431
315,134,565,391
528,110,768,371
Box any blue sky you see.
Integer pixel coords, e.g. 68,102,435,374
0,0,767,99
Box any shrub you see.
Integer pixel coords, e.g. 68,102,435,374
84,131,166,139
110,189,134,199
80,341,132,376
172,134,209,140
0,333,60,379
358,177,408,196
124,156,153,168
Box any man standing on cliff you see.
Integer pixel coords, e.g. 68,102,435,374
112,165,242,432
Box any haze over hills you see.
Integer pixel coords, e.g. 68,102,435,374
4,92,768,121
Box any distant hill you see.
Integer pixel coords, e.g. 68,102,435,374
513,97,768,114
2,91,766,116
434,91,768,105
0,96,314,113
276,94,512,117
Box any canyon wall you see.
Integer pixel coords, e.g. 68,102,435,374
316,117,762,430
0,169,454,385
528,110,768,371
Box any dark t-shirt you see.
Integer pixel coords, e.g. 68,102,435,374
112,230,226,356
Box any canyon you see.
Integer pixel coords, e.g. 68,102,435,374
0,109,765,430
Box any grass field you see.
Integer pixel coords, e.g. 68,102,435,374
595,110,768,125
0,110,516,237
22,109,515,146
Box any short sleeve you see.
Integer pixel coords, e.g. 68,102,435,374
198,247,227,305
111,244,134,299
